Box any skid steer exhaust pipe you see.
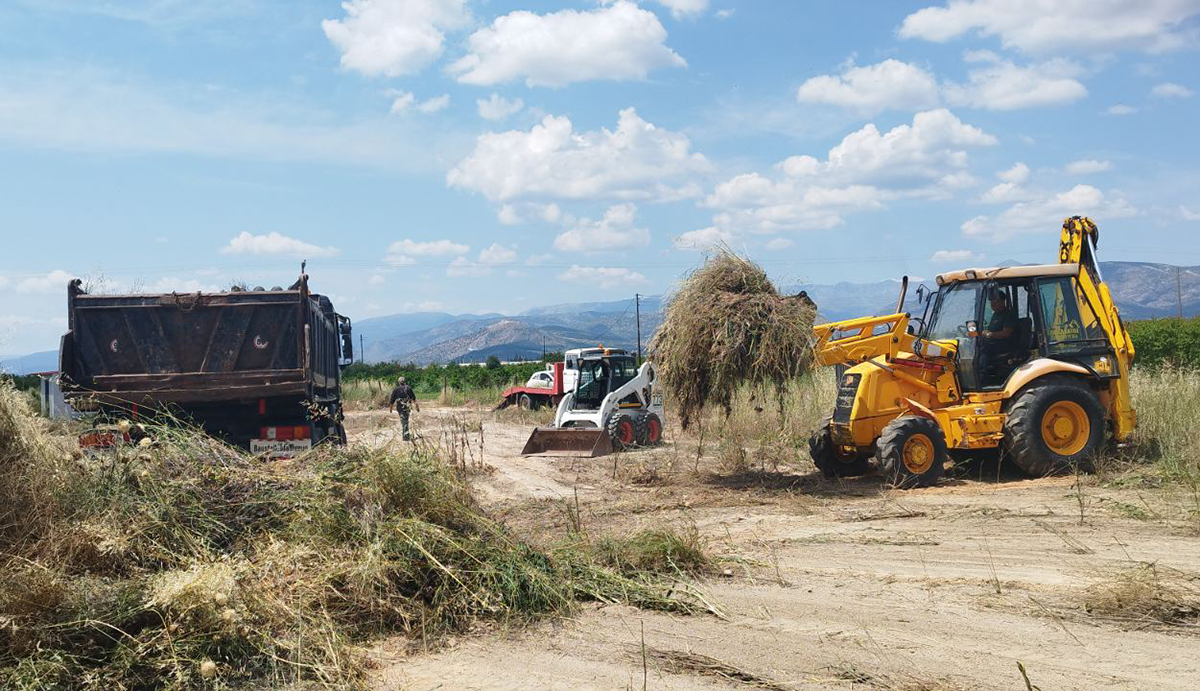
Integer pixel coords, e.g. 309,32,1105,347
521,427,613,457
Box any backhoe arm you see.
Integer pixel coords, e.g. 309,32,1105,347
813,313,911,367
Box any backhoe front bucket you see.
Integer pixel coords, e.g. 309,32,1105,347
521,427,613,457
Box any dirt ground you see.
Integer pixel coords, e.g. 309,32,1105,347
346,405,1200,691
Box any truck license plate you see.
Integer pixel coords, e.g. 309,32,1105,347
250,438,312,458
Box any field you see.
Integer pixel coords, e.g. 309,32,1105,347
3,367,1199,690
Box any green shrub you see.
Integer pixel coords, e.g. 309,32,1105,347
1128,317,1200,369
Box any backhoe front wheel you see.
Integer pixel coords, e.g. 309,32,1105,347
810,417,871,478
877,415,946,488
1003,377,1104,476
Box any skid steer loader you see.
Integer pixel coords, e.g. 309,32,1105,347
809,217,1136,487
521,347,665,457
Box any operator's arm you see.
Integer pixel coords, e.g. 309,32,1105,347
408,387,420,412
387,387,399,409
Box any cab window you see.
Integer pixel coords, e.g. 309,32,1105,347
926,283,982,341
1037,277,1104,353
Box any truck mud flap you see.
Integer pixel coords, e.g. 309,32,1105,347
520,427,612,457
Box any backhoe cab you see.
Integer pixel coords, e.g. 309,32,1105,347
810,217,1135,487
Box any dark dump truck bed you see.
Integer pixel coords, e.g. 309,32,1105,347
59,274,352,454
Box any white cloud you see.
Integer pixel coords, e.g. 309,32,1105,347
899,0,1200,54
698,109,996,239
1106,104,1138,115
389,91,415,113
446,256,490,277
764,237,794,251
447,108,710,203
477,93,524,120
557,265,648,289
478,243,518,264
16,269,75,294
368,273,387,286
449,1,686,87
797,59,940,113
416,94,450,113
930,249,982,263
982,162,1031,203
673,226,735,250
385,238,469,266
554,203,650,252
963,184,1136,242
322,0,469,77
648,0,709,19
1181,206,1200,221
1151,82,1194,98
221,231,339,257
137,277,222,294
1065,159,1113,175
943,54,1087,110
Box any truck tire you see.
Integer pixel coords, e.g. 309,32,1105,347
336,422,348,446
809,416,871,478
1003,377,1104,477
641,413,663,445
877,415,946,488
607,413,637,451
518,393,534,410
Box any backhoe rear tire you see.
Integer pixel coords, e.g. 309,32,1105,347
809,417,871,478
877,415,946,488
1003,377,1104,477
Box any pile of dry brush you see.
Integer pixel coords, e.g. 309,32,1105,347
0,382,709,690
650,250,818,429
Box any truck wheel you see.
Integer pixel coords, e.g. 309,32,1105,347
336,422,348,446
809,417,870,478
642,413,663,445
1003,377,1104,476
607,413,637,451
877,415,946,488
518,393,534,410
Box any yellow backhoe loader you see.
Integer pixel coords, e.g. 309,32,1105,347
809,217,1135,487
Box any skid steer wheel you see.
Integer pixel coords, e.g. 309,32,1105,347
877,415,946,488
809,417,871,478
640,412,663,446
607,413,637,451
1003,377,1104,477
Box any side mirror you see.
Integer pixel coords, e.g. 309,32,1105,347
341,332,353,361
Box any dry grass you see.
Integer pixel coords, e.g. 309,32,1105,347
0,381,712,689
651,249,817,430
1079,562,1200,630
636,646,791,689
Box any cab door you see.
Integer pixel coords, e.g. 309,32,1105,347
924,281,985,392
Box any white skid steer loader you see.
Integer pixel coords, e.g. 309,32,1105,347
521,348,665,457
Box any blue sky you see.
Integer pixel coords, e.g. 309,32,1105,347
2,0,1200,355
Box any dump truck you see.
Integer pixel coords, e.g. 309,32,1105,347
496,348,587,410
59,272,353,456
809,217,1135,487
521,347,664,457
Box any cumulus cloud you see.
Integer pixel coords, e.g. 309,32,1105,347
1065,159,1113,175
449,1,686,87
696,109,995,240
16,269,75,294
447,107,710,203
446,243,518,277
982,162,1032,203
385,238,469,265
798,55,1086,113
930,249,982,263
554,204,650,252
943,53,1087,109
476,93,524,120
1106,104,1138,115
557,265,648,289
322,0,469,77
478,243,517,264
797,59,941,113
648,0,709,19
390,92,450,114
1151,82,1194,98
962,184,1136,242
899,0,1200,53
221,231,339,257
417,94,450,113
1180,206,1200,221
389,91,416,114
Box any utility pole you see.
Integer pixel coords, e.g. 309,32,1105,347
635,293,643,365
1178,266,1185,319
359,334,364,363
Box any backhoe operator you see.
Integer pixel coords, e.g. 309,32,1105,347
975,290,1019,384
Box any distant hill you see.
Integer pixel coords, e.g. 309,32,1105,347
0,350,58,375
1099,262,1199,319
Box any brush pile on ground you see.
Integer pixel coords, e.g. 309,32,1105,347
651,249,818,429
0,382,707,690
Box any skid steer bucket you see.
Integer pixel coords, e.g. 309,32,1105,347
521,427,613,457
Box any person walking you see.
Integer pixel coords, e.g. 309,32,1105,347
388,376,419,441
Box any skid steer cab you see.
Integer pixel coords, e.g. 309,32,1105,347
521,347,665,457
810,217,1135,488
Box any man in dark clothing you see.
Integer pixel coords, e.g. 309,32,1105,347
976,290,1020,385
388,376,419,441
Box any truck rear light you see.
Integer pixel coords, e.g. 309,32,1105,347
259,399,266,415
259,425,310,441
293,425,311,440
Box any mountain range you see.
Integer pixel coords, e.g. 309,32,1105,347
2,261,1196,374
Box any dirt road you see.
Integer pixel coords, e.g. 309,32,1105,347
348,406,1200,691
